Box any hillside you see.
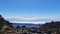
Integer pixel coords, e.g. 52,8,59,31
42,21,60,29
0,15,20,34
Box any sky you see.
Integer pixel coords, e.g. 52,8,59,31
0,0,60,24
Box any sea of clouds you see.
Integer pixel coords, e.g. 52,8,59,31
4,16,60,24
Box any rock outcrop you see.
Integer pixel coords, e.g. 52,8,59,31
0,15,19,34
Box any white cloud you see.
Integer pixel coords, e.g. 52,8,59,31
10,21,45,24
4,16,60,24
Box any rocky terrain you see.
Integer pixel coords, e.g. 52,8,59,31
0,15,60,34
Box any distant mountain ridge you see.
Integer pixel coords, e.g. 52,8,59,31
13,23,42,28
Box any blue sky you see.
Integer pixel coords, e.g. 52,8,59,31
0,0,60,24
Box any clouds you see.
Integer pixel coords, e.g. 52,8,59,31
4,16,60,24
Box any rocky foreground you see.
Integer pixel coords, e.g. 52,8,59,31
0,15,60,34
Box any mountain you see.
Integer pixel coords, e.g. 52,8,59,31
0,15,60,34
13,23,42,28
